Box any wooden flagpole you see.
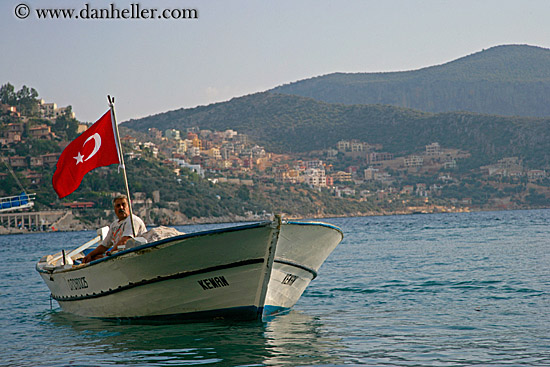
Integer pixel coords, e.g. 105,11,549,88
107,95,136,237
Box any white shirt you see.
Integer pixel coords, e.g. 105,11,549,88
103,214,146,249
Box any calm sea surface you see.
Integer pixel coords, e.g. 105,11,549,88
1,210,549,366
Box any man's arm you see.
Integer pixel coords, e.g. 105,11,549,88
82,236,130,263
111,236,132,253
82,244,108,263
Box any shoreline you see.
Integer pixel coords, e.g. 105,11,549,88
2,205,548,235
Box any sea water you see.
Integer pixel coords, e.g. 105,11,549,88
1,210,549,366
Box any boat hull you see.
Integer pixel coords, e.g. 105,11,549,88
264,221,344,315
37,222,279,320
36,219,343,321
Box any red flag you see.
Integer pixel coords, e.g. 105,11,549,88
52,110,120,198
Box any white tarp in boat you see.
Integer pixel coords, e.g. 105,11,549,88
142,226,185,242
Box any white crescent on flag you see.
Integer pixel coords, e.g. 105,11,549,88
83,133,101,161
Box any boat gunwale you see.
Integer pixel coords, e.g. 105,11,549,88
37,220,272,274
284,220,344,238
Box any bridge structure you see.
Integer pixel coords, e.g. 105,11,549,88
0,163,69,232
0,210,68,231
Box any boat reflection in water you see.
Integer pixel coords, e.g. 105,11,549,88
46,309,344,366
263,310,344,366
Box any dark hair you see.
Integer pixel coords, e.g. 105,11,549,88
113,194,128,204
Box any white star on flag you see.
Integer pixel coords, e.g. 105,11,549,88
74,152,84,164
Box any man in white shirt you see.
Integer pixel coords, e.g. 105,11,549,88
83,195,146,263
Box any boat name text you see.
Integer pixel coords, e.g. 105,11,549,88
67,277,88,290
198,276,229,290
281,273,298,286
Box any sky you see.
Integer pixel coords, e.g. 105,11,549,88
2,0,550,123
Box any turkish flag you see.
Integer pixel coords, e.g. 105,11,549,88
52,110,120,198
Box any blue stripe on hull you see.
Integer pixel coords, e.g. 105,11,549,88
94,306,264,323
95,305,293,323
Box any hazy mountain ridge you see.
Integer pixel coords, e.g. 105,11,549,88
270,45,550,117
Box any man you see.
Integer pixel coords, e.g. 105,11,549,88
83,195,146,263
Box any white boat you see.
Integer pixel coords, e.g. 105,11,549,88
36,217,343,321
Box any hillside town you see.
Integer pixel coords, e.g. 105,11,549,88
132,127,548,210
2,85,550,232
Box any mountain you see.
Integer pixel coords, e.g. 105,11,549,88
270,45,550,117
125,92,550,168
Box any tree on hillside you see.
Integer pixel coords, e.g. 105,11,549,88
16,85,39,116
53,106,79,140
0,83,40,116
0,83,16,105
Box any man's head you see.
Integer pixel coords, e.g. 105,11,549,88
113,195,130,221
